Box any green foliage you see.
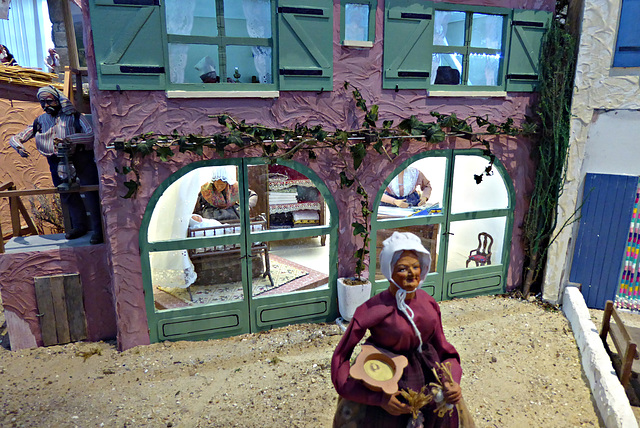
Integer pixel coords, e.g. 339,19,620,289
522,19,577,295
113,83,534,279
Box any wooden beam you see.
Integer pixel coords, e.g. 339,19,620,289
64,275,87,342
0,185,99,198
34,276,59,346
50,275,71,344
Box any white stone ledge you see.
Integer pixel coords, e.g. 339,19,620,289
562,285,638,428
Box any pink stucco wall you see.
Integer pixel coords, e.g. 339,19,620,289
81,0,551,349
0,246,116,350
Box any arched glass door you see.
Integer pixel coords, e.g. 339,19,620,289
371,150,514,300
140,158,338,343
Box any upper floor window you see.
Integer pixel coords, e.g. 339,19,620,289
165,0,273,86
341,0,377,47
382,1,551,93
89,0,333,93
613,0,640,68
432,11,504,86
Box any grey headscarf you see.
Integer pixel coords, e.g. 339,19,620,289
379,231,432,352
36,85,77,116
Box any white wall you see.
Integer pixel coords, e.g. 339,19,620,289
582,110,640,177
543,0,640,303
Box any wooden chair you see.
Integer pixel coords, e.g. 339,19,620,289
600,300,640,388
466,232,493,267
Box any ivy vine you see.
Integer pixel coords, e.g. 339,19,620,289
114,82,535,281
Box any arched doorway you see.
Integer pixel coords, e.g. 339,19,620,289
371,149,514,300
139,158,338,343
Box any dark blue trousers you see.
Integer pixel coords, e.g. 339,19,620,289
47,149,102,235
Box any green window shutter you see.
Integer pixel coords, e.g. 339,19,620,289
277,0,333,91
88,0,166,91
505,9,551,92
382,0,433,90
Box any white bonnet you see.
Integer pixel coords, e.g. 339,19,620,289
379,231,431,286
210,166,237,185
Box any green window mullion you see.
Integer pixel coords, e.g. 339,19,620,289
216,0,227,82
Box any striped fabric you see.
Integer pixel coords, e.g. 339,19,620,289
616,178,640,311
9,112,94,156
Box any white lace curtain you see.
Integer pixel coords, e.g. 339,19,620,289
148,168,209,289
242,0,272,84
166,0,195,83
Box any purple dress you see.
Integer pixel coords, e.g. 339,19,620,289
331,289,461,428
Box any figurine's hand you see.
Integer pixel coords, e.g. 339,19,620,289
381,393,412,416
16,146,29,158
419,195,429,206
443,381,462,405
394,198,410,208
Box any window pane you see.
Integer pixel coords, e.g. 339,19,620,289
345,3,370,41
470,13,503,49
450,155,509,214
377,158,447,219
255,235,330,298
165,0,210,37
254,164,328,232
152,247,246,310
446,217,506,271
226,45,273,84
433,11,466,46
468,53,501,86
431,53,463,85
168,43,219,84
375,225,441,281
224,0,272,39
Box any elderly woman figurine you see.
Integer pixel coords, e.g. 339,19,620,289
193,167,257,221
332,231,462,428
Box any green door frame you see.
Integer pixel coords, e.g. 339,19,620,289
140,158,339,343
369,149,514,300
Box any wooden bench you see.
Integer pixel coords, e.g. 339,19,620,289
600,300,640,387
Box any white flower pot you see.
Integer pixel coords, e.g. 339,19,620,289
337,277,372,322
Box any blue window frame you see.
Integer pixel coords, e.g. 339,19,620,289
613,0,640,67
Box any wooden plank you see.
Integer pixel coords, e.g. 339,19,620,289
9,196,21,237
63,275,87,342
50,276,71,344
34,277,58,346
0,185,99,198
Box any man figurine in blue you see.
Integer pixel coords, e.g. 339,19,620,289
9,86,103,244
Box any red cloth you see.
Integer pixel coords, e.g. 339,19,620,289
331,289,462,409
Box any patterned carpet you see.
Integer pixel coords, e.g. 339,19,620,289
158,259,308,305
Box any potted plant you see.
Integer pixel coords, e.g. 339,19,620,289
337,183,372,322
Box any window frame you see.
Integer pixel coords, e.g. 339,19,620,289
429,3,510,92
340,0,377,48
162,0,279,94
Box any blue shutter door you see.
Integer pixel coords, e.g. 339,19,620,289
88,0,167,90
570,173,638,309
613,0,640,67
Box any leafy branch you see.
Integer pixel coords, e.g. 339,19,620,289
113,82,535,280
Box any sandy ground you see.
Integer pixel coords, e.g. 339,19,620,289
0,294,625,428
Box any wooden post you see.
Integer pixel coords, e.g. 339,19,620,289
600,300,613,342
